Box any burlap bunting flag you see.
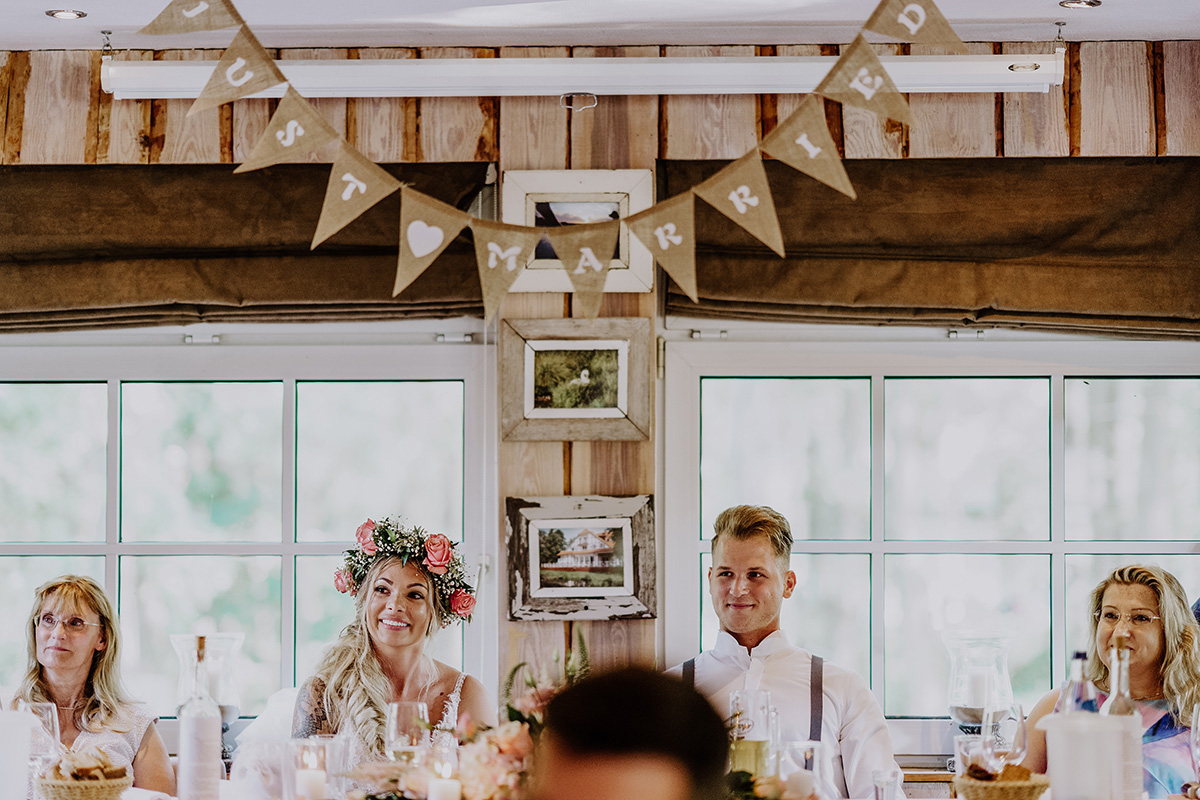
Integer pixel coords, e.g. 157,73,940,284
863,0,967,54
626,192,698,303
760,94,856,200
234,86,340,173
311,142,402,249
394,186,472,298
471,219,542,322
137,0,243,35
188,25,287,116
815,34,914,127
693,154,785,258
545,221,622,319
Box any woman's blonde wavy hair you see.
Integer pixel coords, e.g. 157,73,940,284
17,575,133,733
1084,563,1200,726
314,556,440,755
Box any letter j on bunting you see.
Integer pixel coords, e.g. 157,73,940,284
470,219,541,322
137,0,244,35
759,94,856,200
394,186,471,298
863,0,968,54
815,34,914,127
692,154,785,258
188,25,286,116
545,220,622,319
311,142,402,249
234,86,340,173
626,192,699,303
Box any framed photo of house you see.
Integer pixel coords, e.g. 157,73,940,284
506,494,655,621
500,317,651,442
500,169,654,293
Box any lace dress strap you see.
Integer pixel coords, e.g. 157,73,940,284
436,672,468,733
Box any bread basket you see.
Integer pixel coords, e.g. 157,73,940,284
953,773,1050,800
35,774,134,800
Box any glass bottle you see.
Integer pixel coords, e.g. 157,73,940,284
1099,635,1143,800
177,635,223,800
1099,637,1136,717
1060,650,1096,713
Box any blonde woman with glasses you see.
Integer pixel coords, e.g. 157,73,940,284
12,575,175,796
1023,564,1200,797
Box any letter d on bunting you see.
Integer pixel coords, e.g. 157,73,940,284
862,0,967,53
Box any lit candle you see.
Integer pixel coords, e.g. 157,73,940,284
965,669,990,708
427,776,462,800
295,767,327,800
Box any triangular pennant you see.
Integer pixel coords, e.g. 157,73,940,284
692,154,785,258
470,219,542,322
394,186,472,298
626,192,698,303
311,142,403,249
545,221,621,319
137,0,244,35
188,26,287,116
760,94,857,200
234,86,340,173
814,34,914,127
863,0,968,54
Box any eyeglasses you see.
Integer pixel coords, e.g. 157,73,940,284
1093,608,1162,628
35,613,102,634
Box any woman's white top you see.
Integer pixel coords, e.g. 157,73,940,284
71,703,157,774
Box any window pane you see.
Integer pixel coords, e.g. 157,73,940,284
884,554,1050,716
0,383,106,542
701,553,870,680
295,555,463,684
121,383,283,542
885,379,1049,541
1065,378,1200,541
296,382,465,542
700,378,870,540
119,556,281,716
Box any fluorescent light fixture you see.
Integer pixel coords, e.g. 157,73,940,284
101,51,1066,100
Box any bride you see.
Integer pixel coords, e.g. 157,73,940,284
293,518,495,763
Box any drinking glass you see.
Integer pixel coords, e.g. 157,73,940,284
18,701,61,780
953,733,983,776
872,768,901,800
979,704,1027,772
728,690,773,777
384,701,429,766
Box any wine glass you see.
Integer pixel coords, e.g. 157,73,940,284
384,701,429,766
18,701,62,780
979,704,1027,773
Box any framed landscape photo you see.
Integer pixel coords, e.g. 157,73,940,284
500,317,651,442
506,494,655,621
500,169,654,293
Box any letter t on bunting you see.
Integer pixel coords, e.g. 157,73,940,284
394,186,471,298
311,142,402,249
863,0,968,54
137,0,244,35
188,25,286,116
759,94,856,200
471,219,541,322
545,220,622,319
234,86,340,173
626,192,698,303
815,34,914,127
692,154,785,258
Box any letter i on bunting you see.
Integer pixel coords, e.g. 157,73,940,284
545,221,621,319
311,142,402,249
471,219,542,322
863,0,967,54
188,25,287,116
760,94,856,200
137,0,244,35
815,34,913,127
395,186,471,298
626,193,699,303
235,86,340,173
692,153,785,258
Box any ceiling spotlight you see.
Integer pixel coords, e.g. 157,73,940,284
45,9,87,19
1058,0,1101,7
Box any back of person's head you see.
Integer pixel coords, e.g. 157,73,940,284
711,505,792,561
539,667,728,800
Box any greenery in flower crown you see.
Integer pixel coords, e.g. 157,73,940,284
333,517,477,627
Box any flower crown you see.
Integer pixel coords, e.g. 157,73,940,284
333,517,477,626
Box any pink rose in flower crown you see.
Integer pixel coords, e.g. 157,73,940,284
355,519,377,555
450,588,476,618
423,533,453,575
333,568,352,594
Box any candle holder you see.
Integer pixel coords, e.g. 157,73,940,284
283,738,342,800
942,631,1013,736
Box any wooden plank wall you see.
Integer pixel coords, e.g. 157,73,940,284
3,42,1200,680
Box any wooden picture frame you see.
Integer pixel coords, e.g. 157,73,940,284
500,317,651,442
500,169,654,293
506,494,655,621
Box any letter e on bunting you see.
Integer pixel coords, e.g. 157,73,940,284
863,0,967,54
188,25,286,116
137,0,243,35
395,186,471,298
471,219,541,322
626,192,698,303
692,154,785,258
545,221,621,319
235,86,339,173
311,142,402,249
815,34,913,127
760,94,856,200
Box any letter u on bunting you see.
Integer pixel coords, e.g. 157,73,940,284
395,186,471,298
545,220,621,320
188,25,287,116
760,94,856,200
471,219,542,322
626,192,698,303
311,142,402,249
137,0,243,35
692,153,785,258
863,0,967,54
815,34,914,127
235,86,340,173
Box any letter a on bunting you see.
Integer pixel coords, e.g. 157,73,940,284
394,186,471,298
189,25,286,115
471,219,542,322
815,34,913,127
311,142,402,249
138,0,243,35
545,220,621,319
692,154,785,258
863,0,967,53
626,193,698,303
760,94,856,200
235,86,340,173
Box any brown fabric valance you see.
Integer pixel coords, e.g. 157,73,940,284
0,162,490,332
662,158,1200,339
